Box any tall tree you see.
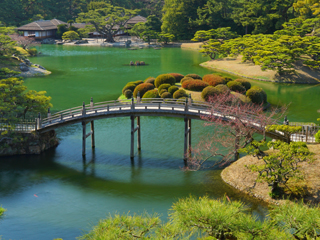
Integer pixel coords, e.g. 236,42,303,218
77,3,138,42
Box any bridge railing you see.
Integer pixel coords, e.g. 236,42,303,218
0,119,36,133
40,97,264,130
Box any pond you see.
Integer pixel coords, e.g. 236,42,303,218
0,45,319,240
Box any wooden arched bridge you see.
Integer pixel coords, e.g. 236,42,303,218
4,97,317,165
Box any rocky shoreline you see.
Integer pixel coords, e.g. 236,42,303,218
15,58,51,78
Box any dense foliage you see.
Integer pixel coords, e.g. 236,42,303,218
154,74,176,88
182,79,208,91
142,89,159,98
133,83,155,98
227,81,246,93
173,89,188,99
158,83,171,93
168,85,179,94
185,74,202,80
201,86,220,101
203,74,225,86
79,195,320,239
144,77,155,85
62,31,80,40
169,73,184,82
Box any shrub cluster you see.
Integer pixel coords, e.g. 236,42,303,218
215,84,230,94
168,86,179,95
227,81,246,93
222,77,233,83
27,48,38,56
133,83,155,98
201,86,220,101
122,83,136,95
247,86,267,104
315,130,320,143
173,89,188,99
169,73,184,83
203,74,225,86
124,89,133,99
235,79,251,90
154,74,176,88
182,79,209,91
158,84,171,93
161,92,172,98
185,74,202,80
159,89,168,95
144,77,155,85
180,77,193,84
142,89,159,98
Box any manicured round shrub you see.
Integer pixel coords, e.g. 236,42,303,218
222,77,233,83
144,77,155,85
173,89,188,99
168,86,179,95
203,74,225,86
122,83,136,94
185,74,202,80
182,79,209,91
142,89,159,98
159,89,168,95
227,81,246,93
161,92,172,98
251,86,267,103
124,89,133,99
246,88,263,104
128,80,143,86
215,84,230,94
27,48,38,56
154,74,176,88
201,86,220,101
133,83,155,98
235,79,251,91
169,73,185,83
158,83,171,93
180,77,193,84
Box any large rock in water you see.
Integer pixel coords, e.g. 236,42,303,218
24,59,32,66
19,63,29,72
34,64,46,70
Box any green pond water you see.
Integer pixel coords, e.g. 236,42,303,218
0,45,319,240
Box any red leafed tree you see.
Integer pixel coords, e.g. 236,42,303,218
187,92,285,171
9,34,39,49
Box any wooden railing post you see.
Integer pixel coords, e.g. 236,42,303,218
188,118,191,156
131,97,135,110
130,115,135,160
37,112,42,129
188,94,192,105
90,97,94,109
82,101,86,116
137,92,141,104
82,121,86,156
91,121,95,148
47,108,51,122
183,118,188,167
185,97,188,112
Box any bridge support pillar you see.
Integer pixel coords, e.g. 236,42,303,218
82,120,95,156
82,121,86,156
184,118,191,167
137,116,141,151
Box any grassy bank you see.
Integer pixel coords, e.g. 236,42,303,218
221,144,320,205
201,56,320,84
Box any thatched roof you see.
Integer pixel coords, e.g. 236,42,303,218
71,23,89,29
17,19,67,31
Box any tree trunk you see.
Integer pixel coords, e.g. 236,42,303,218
105,33,115,43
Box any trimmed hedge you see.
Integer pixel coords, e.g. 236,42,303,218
227,81,246,93
201,86,220,101
154,74,176,88
203,74,225,86
161,92,172,98
246,88,263,104
251,86,267,103
169,73,184,83
223,77,233,83
168,86,179,95
180,77,193,84
128,80,144,86
173,89,188,99
215,84,230,94
158,83,171,93
133,83,155,98
182,79,209,91
235,79,251,91
124,89,133,99
144,77,155,85
185,74,202,80
142,89,160,98
122,83,136,94
159,89,168,95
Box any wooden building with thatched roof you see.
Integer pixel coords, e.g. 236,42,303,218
112,15,147,35
17,19,67,39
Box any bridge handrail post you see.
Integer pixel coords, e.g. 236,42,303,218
131,97,135,110
82,101,86,116
188,94,192,105
90,97,94,109
37,112,42,129
185,97,188,112
47,108,51,124
137,92,140,104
